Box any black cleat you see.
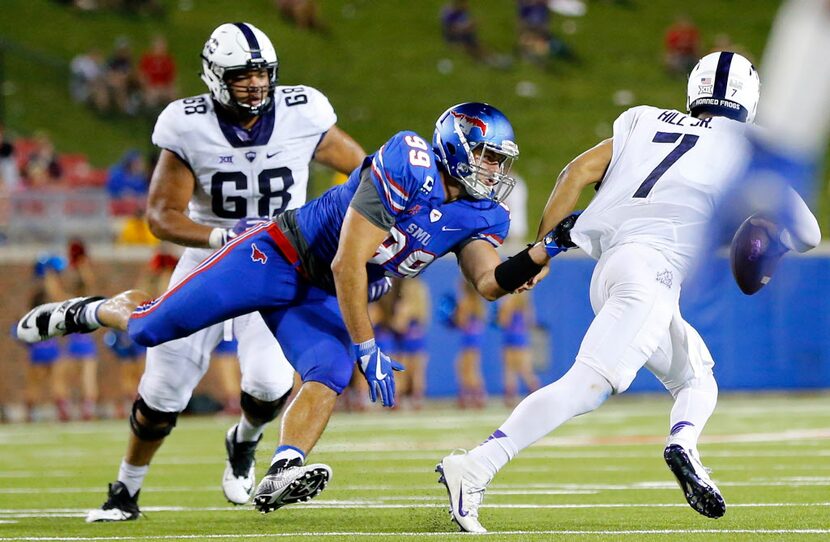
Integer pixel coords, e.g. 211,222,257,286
222,425,261,505
252,458,331,513
664,444,726,518
85,481,141,523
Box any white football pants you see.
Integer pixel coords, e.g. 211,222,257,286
138,247,295,412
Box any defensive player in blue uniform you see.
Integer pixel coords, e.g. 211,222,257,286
18,102,574,512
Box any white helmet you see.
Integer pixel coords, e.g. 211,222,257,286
686,51,760,123
200,22,279,116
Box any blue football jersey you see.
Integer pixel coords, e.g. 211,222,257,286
294,131,510,283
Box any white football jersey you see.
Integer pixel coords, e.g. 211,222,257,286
570,105,748,274
152,85,337,228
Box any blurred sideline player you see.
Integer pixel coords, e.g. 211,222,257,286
497,291,539,407
388,278,430,410
53,239,100,421
81,22,365,521
23,269,65,422
697,0,830,276
436,52,821,533
453,279,487,409
20,102,575,513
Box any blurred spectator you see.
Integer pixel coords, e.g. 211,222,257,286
517,0,576,65
388,278,430,410
453,280,487,409
276,0,325,31
22,132,63,188
107,149,149,199
709,33,751,60
0,124,20,191
441,1,485,61
117,208,159,245
664,14,700,77
105,36,140,115
498,291,540,407
69,48,108,113
138,35,177,110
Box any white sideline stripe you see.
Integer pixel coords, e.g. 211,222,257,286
3,476,830,495
1,528,830,540
2,502,829,517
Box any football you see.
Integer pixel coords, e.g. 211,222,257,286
729,215,786,295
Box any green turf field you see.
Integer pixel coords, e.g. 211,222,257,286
1,393,829,541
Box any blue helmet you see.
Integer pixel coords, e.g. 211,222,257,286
432,102,519,203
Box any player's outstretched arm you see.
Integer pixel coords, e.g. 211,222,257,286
146,150,217,249
313,125,367,175
332,207,404,407
534,138,612,241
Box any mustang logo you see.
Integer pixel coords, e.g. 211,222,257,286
450,110,488,137
251,243,267,264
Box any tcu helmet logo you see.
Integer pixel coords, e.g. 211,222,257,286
450,110,488,137
206,37,219,55
251,243,268,264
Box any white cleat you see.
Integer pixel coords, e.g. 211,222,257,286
253,458,331,513
84,482,141,523
436,450,491,534
222,425,260,505
16,296,102,343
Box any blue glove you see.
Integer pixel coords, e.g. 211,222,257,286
368,277,392,302
231,217,269,236
354,338,404,407
210,218,270,249
543,211,581,258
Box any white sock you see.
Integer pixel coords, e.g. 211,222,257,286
468,362,612,479
117,460,149,497
667,373,718,450
79,299,106,329
235,415,265,443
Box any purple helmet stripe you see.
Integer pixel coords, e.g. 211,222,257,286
233,22,262,59
712,51,734,100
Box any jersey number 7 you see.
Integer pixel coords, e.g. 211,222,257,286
633,132,699,198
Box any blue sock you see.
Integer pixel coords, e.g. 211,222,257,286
271,445,305,466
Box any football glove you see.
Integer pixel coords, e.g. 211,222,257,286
209,218,269,249
543,211,581,258
354,338,404,407
368,277,393,303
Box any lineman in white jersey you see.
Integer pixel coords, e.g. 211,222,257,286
86,22,365,522
436,51,820,533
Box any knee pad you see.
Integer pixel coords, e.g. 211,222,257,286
129,396,179,441
240,389,291,425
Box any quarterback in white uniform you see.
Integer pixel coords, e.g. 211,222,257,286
85,22,365,522
437,51,821,533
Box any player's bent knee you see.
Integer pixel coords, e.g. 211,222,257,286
240,389,291,425
129,396,179,441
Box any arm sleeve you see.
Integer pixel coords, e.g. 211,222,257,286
780,186,821,253
349,167,396,230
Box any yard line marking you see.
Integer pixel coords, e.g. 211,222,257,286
2,528,830,540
